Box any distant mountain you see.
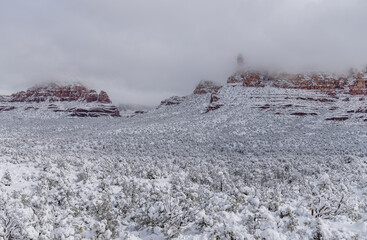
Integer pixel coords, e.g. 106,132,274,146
0,83,120,117
227,71,366,95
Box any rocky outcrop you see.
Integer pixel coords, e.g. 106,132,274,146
270,73,348,91
228,71,268,86
205,104,223,113
193,81,221,95
24,106,38,111
0,106,15,112
356,107,367,113
290,112,318,116
239,72,267,87
159,96,186,106
349,73,367,95
204,82,223,113
4,83,112,103
97,91,111,103
84,90,99,103
295,97,335,103
325,116,349,121
258,104,270,109
134,110,145,114
227,73,244,84
69,106,120,117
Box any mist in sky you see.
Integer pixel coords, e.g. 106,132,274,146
1,0,367,105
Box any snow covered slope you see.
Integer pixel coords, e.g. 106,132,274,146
1,77,367,239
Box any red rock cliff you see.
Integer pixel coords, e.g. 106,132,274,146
7,84,112,103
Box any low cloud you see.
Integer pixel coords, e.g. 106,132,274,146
1,0,366,105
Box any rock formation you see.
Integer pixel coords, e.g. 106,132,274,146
5,83,112,103
0,83,119,117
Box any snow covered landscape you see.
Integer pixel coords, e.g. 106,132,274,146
1,76,367,239
2,1,367,239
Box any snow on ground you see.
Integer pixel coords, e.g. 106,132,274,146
1,84,367,239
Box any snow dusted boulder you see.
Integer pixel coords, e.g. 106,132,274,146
193,80,221,95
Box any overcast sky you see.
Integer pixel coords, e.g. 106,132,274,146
1,0,367,105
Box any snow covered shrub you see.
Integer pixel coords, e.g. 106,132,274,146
309,173,345,220
76,167,90,184
135,184,199,238
311,218,332,240
117,177,146,216
311,204,332,220
0,209,22,239
278,206,298,232
1,171,11,187
90,195,119,238
0,197,30,240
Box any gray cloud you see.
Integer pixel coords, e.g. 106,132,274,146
1,0,367,105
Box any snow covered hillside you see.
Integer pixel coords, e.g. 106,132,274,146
1,80,367,239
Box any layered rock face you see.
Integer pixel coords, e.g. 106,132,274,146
7,83,111,103
227,71,367,94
